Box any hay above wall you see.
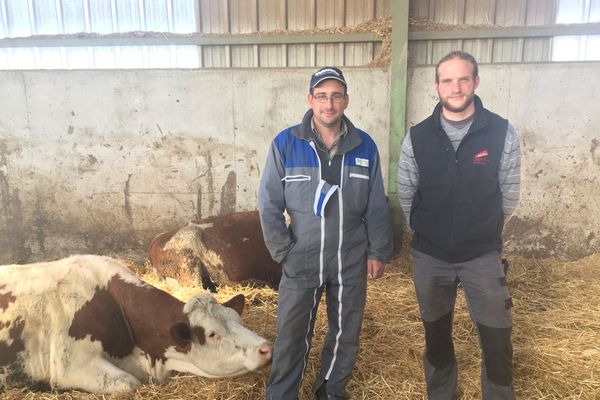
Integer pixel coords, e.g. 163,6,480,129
2,242,599,399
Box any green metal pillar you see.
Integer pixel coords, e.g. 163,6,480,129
388,0,409,254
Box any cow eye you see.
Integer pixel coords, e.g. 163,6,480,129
207,331,219,340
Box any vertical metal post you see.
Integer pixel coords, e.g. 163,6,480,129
388,0,410,253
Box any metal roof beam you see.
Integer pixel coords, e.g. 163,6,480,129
409,23,600,41
0,32,381,47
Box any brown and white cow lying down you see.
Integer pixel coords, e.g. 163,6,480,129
148,211,282,291
0,255,272,394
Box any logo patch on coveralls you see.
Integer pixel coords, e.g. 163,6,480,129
355,157,369,167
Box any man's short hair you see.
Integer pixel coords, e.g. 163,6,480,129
435,51,479,83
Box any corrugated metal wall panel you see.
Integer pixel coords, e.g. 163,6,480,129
201,0,229,33
0,1,8,37
202,45,229,67
432,0,466,24
432,39,464,61
523,0,555,61
231,45,256,66
409,0,564,65
492,38,524,62
258,0,287,30
344,43,375,66
172,0,197,32
32,0,59,34
287,0,315,30
462,0,495,62
287,43,315,67
494,0,527,25
4,0,33,37
493,0,526,62
410,0,432,19
61,1,85,33
315,42,343,65
316,0,344,28
462,39,494,62
411,0,500,64
5,0,579,69
464,0,495,24
408,0,432,65
373,41,383,61
143,0,169,31
259,44,286,67
375,0,390,18
230,0,258,33
88,0,114,33
526,0,556,25
593,0,600,20
114,0,142,32
285,1,317,68
408,41,433,65
345,0,375,25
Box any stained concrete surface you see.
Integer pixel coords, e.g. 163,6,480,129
1,63,599,263
0,68,390,263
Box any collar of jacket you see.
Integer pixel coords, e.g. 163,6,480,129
292,109,363,155
431,95,489,136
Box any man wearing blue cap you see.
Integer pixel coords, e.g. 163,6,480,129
259,66,393,399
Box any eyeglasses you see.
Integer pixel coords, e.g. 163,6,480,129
312,93,346,103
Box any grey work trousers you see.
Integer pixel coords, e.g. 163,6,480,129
411,249,516,400
265,274,367,400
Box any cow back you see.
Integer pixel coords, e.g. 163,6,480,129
193,211,281,283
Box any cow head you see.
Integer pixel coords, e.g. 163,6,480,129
164,292,272,378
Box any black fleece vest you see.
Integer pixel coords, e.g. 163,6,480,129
410,96,508,263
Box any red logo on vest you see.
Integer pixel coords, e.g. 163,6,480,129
473,149,490,165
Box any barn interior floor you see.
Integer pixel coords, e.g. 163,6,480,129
2,243,599,400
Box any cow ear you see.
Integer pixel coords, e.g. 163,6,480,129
222,294,245,316
170,322,192,350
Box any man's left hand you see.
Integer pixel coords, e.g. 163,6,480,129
367,259,385,280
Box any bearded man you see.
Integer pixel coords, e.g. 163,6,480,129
397,51,521,400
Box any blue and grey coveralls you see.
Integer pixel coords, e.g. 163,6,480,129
259,110,393,400
399,96,520,400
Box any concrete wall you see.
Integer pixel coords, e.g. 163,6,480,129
407,62,600,259
1,62,599,263
0,68,390,263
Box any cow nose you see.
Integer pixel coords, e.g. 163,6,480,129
257,342,273,362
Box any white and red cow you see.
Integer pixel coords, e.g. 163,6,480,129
148,211,282,291
0,255,272,394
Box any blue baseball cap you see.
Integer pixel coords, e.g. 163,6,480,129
309,66,347,91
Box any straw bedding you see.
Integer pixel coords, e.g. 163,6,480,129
2,238,598,399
